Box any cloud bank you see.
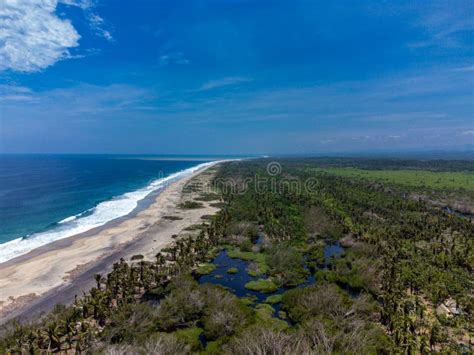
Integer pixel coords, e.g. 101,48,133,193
0,0,81,72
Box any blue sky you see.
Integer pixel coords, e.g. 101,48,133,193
0,0,473,154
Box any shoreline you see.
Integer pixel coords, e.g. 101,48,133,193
0,161,216,264
0,162,221,323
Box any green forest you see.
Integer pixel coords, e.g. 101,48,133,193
1,158,473,354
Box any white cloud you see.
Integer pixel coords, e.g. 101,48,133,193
0,94,36,102
0,83,154,116
59,0,92,9
159,52,190,66
0,84,32,94
0,85,35,102
88,13,103,26
461,130,474,136
451,65,474,72
0,0,81,72
198,77,253,91
87,12,113,41
408,1,473,49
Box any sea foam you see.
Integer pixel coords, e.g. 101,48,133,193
0,161,215,264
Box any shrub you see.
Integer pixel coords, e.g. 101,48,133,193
299,318,391,354
223,326,305,354
103,344,139,355
247,262,261,277
195,193,220,201
142,333,190,355
318,248,382,293
195,263,217,275
156,276,205,330
306,244,325,267
162,215,183,221
240,239,254,252
210,202,226,208
266,246,308,286
281,284,350,323
103,333,189,355
104,303,159,344
264,294,283,304
183,224,205,231
178,201,204,209
255,304,288,331
173,327,203,351
201,285,253,339
226,221,259,239
226,247,268,274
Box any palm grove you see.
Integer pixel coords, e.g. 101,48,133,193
1,158,472,354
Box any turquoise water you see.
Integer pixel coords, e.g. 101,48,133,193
0,155,219,262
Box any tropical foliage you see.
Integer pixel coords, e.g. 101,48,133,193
1,158,472,354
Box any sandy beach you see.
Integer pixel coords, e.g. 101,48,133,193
0,163,221,323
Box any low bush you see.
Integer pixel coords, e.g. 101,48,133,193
195,263,216,275
178,201,204,209
266,246,308,286
201,285,253,340
281,283,350,323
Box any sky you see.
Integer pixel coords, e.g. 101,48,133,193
0,0,473,155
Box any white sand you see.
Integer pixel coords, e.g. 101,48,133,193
0,163,220,319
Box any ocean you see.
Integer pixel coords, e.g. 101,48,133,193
0,155,216,263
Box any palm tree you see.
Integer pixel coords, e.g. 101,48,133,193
41,321,63,352
94,273,103,290
155,252,165,266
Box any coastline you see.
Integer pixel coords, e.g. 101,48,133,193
0,162,221,323
0,160,217,264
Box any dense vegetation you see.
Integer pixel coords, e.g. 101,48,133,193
284,157,474,172
313,167,474,191
1,158,472,354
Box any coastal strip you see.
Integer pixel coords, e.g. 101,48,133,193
0,162,222,323
0,161,216,264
